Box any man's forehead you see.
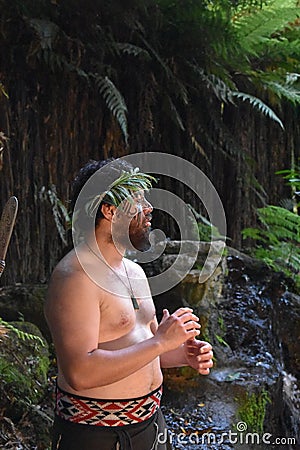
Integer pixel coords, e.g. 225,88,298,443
132,189,146,198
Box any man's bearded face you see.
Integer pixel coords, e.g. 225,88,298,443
112,191,153,252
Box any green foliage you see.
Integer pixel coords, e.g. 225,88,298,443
0,358,35,403
0,318,45,346
233,1,300,56
237,390,270,433
276,166,300,192
242,205,300,288
232,0,300,106
215,333,230,348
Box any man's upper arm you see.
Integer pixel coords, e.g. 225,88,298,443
45,269,101,377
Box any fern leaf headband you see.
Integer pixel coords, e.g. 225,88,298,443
87,167,157,217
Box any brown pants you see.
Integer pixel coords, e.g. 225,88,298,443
51,408,173,450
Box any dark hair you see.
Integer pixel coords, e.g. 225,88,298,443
71,158,133,222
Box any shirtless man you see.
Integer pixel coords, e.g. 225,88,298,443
45,159,213,450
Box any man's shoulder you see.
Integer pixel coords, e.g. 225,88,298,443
50,249,87,284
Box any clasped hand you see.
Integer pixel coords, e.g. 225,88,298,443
157,307,213,375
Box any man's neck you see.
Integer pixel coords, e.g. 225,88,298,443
87,227,125,268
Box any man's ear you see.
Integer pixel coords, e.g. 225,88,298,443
100,203,116,221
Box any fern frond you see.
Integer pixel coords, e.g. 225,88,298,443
138,34,174,79
265,81,300,105
0,318,45,346
94,75,128,144
233,1,300,55
200,73,234,103
257,205,300,240
231,92,284,128
116,43,151,60
188,63,237,101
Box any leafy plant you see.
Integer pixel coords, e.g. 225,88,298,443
0,318,45,346
276,166,300,193
242,205,300,289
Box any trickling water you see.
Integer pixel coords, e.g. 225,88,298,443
282,372,300,446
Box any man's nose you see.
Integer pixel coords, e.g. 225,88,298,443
142,199,153,213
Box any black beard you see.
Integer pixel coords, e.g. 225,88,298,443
112,222,151,252
129,228,151,252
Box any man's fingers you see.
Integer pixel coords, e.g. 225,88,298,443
197,351,214,362
199,368,211,375
173,307,194,317
162,309,170,319
186,341,212,352
186,328,201,339
199,358,214,368
200,343,212,353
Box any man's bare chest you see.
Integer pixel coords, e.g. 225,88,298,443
98,292,156,344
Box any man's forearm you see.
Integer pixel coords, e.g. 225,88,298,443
61,336,163,391
160,344,188,368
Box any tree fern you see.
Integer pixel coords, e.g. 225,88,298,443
94,75,128,144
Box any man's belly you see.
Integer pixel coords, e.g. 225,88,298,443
57,325,163,399
57,357,163,399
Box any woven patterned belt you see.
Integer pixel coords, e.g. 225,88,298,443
55,384,163,427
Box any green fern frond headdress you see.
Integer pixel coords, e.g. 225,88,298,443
87,167,157,217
